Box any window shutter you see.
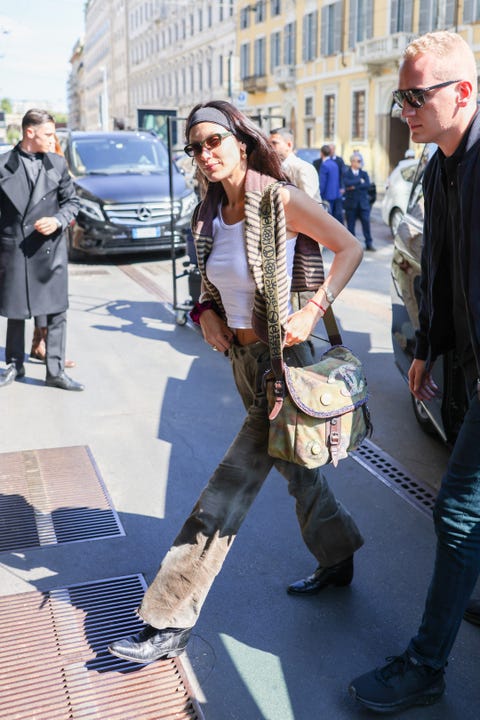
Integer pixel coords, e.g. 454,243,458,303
463,0,474,22
366,0,374,37
334,1,342,54
418,0,431,33
390,0,398,33
348,0,356,49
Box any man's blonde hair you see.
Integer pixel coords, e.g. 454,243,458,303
403,31,477,87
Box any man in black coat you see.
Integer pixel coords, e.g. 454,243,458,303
0,109,83,390
349,31,480,714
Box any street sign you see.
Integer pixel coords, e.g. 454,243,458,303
237,91,247,107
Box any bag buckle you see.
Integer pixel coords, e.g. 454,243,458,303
269,378,285,421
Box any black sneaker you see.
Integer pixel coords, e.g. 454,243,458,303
348,651,445,713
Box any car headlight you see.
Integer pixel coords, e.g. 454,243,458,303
79,197,105,222
180,191,197,218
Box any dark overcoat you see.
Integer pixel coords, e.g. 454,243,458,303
0,146,79,319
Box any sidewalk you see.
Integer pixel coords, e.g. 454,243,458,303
0,257,479,719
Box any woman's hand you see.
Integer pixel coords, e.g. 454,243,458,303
284,303,319,347
199,309,234,352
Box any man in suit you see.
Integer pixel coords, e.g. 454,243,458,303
343,154,375,251
0,109,83,390
319,144,344,223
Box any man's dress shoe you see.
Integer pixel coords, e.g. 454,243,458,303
0,363,25,387
45,371,84,391
287,555,354,595
464,597,480,626
108,625,192,664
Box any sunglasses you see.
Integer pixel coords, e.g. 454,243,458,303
184,131,233,158
392,79,461,109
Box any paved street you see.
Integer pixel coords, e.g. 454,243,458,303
0,206,479,719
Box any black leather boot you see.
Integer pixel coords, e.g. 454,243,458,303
287,555,354,595
108,625,191,664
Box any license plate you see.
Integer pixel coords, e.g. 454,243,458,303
132,226,161,239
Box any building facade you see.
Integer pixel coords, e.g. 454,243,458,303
70,1,480,185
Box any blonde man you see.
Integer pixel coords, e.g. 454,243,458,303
350,31,480,713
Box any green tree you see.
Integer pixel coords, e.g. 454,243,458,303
1,98,12,113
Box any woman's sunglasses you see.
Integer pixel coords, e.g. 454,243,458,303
392,79,460,109
184,131,233,158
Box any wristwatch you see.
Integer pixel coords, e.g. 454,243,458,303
322,286,335,304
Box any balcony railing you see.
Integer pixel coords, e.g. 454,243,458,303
242,74,268,93
273,64,295,89
356,32,416,68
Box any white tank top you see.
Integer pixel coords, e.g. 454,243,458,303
206,204,296,328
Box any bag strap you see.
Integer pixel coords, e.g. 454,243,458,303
259,182,343,418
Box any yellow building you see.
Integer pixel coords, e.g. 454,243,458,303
237,0,480,186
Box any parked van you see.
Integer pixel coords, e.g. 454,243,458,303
57,130,198,260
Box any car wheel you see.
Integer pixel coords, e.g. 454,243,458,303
389,207,404,237
411,395,438,437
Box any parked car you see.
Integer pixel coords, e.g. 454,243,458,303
391,142,468,445
296,147,321,165
381,157,418,236
56,130,198,259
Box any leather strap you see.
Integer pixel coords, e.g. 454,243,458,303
259,183,343,417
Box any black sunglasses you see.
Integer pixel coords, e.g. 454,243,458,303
392,79,461,109
184,131,233,158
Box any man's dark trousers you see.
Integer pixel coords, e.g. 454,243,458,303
6,312,66,377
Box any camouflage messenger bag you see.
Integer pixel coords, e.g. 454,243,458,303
260,184,372,469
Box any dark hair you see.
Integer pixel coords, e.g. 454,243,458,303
185,100,288,194
320,144,331,157
22,109,55,133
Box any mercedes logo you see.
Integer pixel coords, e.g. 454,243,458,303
137,206,152,222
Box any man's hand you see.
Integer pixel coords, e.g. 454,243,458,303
408,358,439,401
34,217,60,235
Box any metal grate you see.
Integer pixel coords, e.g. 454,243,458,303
0,574,204,720
351,438,437,515
0,446,124,551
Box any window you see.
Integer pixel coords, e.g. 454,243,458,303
305,96,314,116
348,0,374,47
240,7,251,29
390,0,414,33
271,0,281,16
240,42,250,79
321,2,342,56
303,11,318,61
270,30,281,71
284,21,296,64
419,0,456,33
256,0,266,22
324,94,336,139
254,37,266,76
198,62,203,91
190,13,194,35
198,8,203,31
208,4,213,26
352,90,366,141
